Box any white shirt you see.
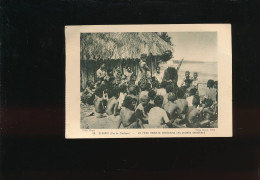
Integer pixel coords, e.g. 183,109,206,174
148,107,169,128
186,96,194,107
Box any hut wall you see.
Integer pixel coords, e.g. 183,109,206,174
81,58,159,89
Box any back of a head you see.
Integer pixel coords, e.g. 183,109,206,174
145,83,151,91
166,84,174,93
119,84,127,93
176,88,185,99
192,95,200,107
207,79,215,88
163,67,178,82
189,88,197,96
123,96,133,109
168,92,176,102
152,80,159,89
160,81,167,89
154,95,164,107
107,88,114,99
113,88,119,98
148,90,156,100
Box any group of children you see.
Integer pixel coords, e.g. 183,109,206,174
81,68,218,129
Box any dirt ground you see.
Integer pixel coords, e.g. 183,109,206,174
80,103,121,129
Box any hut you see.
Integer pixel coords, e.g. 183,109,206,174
80,32,173,90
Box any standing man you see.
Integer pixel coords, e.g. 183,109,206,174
125,66,133,82
191,72,199,89
153,66,163,83
96,63,107,81
181,71,193,89
138,54,151,83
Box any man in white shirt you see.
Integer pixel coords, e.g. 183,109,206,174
96,64,107,80
153,66,163,83
148,95,170,128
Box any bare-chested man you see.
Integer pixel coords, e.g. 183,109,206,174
174,88,188,117
135,95,151,125
127,85,139,107
106,88,119,116
94,87,106,118
117,96,140,128
163,92,179,120
185,95,201,128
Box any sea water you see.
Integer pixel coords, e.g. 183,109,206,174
160,61,218,86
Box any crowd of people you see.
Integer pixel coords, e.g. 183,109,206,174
81,57,218,129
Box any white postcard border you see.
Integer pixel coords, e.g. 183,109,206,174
65,24,232,138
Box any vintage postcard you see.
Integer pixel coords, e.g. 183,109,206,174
65,24,232,138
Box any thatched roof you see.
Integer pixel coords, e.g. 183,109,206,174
80,32,173,61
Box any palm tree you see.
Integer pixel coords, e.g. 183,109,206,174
158,32,172,45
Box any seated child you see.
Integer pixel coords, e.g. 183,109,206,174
94,87,106,118
148,89,156,104
117,96,140,129
204,79,217,103
148,95,171,128
118,84,127,109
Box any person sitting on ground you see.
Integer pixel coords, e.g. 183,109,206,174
135,95,151,125
185,95,202,128
139,82,149,102
117,96,141,129
148,89,156,105
148,95,171,128
186,88,197,107
181,71,193,89
163,92,179,121
94,87,106,118
127,84,139,108
200,99,215,128
106,88,119,117
118,84,127,109
156,81,168,105
191,72,199,89
174,88,188,119
204,79,217,103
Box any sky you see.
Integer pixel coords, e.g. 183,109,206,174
168,32,217,62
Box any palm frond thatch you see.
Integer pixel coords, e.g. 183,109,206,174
80,32,173,61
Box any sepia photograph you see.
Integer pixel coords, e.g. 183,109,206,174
66,24,232,138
